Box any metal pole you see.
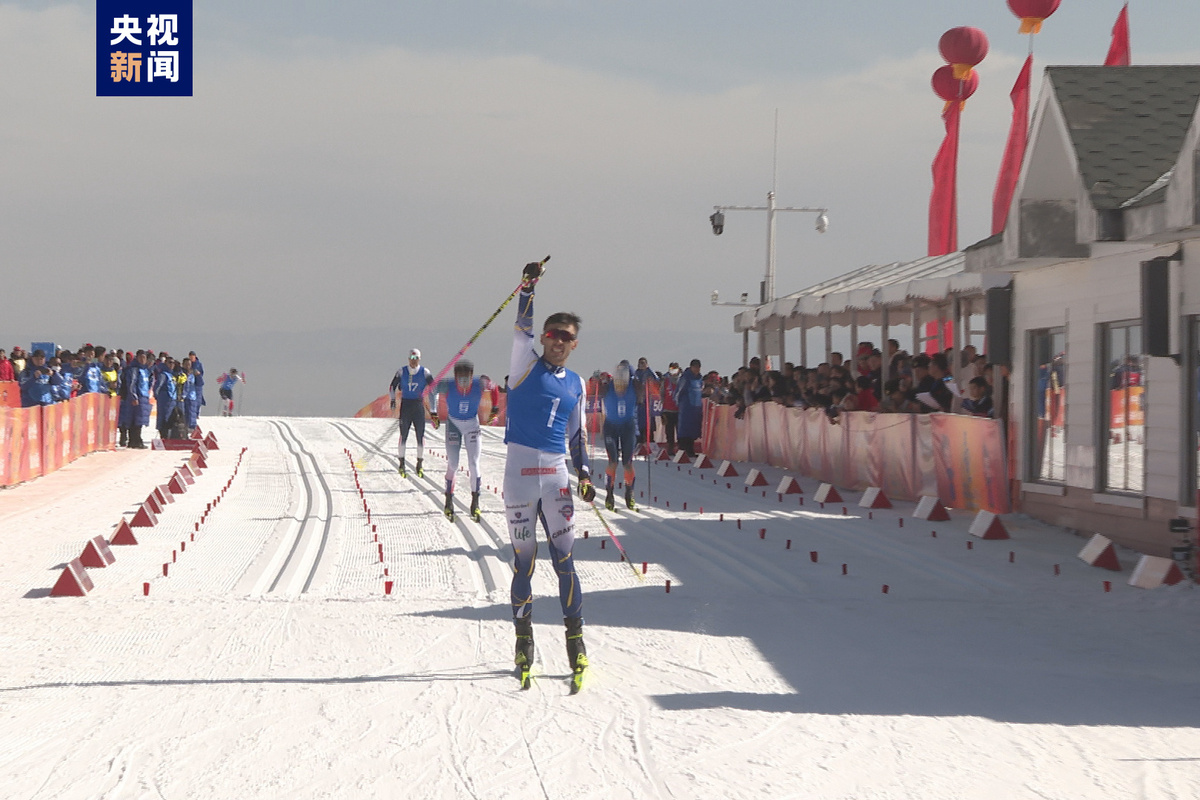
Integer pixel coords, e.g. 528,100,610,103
800,321,808,368
766,191,777,307
825,312,833,362
850,311,859,362
881,306,891,388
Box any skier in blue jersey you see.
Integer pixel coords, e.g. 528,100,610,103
217,368,245,416
504,260,595,691
434,359,499,522
389,348,434,478
601,360,640,511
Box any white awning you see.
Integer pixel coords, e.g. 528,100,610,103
734,252,1011,332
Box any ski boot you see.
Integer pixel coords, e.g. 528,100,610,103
625,485,637,511
604,484,615,511
118,427,128,448
514,615,535,689
565,616,588,694
470,491,481,522
443,492,454,522
398,458,407,477
415,458,424,478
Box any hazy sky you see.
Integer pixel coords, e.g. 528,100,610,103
2,2,1198,412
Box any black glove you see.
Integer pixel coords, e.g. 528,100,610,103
390,399,396,410
430,412,440,429
578,476,596,503
521,261,543,288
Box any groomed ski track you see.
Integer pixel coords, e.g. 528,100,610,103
1,416,1199,799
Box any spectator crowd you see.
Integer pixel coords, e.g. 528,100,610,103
2,344,212,449
589,339,999,455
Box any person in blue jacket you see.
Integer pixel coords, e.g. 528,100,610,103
18,349,48,407
188,351,206,420
179,357,200,431
675,358,705,459
80,346,105,394
48,356,71,402
631,357,657,448
601,360,640,510
118,350,152,448
154,357,178,440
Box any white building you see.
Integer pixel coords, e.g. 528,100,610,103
969,65,1200,556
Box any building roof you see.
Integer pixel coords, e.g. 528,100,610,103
1047,65,1200,210
734,252,1011,332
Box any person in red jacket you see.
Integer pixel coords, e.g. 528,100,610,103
854,375,880,412
659,362,681,455
0,348,14,382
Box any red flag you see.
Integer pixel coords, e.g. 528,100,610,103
991,55,1032,235
1105,4,1131,66
928,102,961,256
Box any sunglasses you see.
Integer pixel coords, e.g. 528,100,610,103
543,329,576,343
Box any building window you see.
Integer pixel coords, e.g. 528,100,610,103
1029,328,1066,482
1101,322,1145,494
1189,318,1200,507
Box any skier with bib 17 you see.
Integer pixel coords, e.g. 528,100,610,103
433,359,498,522
504,259,595,692
389,348,434,478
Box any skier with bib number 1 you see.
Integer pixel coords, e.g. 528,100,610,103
503,259,595,693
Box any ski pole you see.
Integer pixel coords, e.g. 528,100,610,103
646,381,653,497
423,254,551,399
357,255,550,469
589,502,644,581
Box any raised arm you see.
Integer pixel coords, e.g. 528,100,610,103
508,262,544,391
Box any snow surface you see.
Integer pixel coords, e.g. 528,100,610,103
2,416,1199,799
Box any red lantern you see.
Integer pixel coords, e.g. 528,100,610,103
938,27,989,80
932,66,979,110
1007,0,1062,34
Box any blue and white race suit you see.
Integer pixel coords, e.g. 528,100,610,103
438,377,484,495
503,287,590,622
602,380,639,487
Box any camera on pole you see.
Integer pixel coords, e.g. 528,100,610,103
709,211,725,235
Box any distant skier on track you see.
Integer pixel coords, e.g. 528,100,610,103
600,360,639,511
389,348,434,478
434,360,498,522
217,368,245,417
504,259,594,692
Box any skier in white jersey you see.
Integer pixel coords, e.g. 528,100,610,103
389,348,434,478
434,359,498,522
505,260,595,691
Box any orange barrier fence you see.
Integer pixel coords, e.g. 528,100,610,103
354,392,508,427
0,393,118,487
0,381,19,408
704,402,1010,514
